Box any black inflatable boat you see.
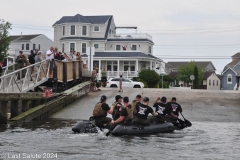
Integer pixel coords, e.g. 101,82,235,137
72,120,181,136
110,122,180,136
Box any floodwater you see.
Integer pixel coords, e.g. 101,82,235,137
1,88,240,160
0,120,240,160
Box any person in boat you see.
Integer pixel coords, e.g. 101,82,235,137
92,95,113,127
110,95,123,121
151,96,178,123
166,97,182,120
132,97,158,126
110,96,134,126
131,94,142,115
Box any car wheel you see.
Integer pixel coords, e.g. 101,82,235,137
110,84,118,88
133,85,141,88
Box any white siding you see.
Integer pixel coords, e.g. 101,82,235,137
207,73,220,90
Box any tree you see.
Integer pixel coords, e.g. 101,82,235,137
177,61,204,86
193,66,199,89
0,19,12,62
138,69,160,88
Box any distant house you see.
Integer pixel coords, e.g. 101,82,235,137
207,72,221,90
8,34,54,57
166,61,218,89
53,14,165,78
221,53,240,90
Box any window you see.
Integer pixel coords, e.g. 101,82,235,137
149,46,151,54
94,26,100,32
116,45,121,51
209,80,211,86
213,80,215,86
22,44,24,50
70,43,75,52
38,44,40,50
217,80,219,86
82,26,87,35
33,43,36,50
109,28,111,34
70,25,75,35
227,74,232,84
82,43,86,53
131,44,137,50
124,61,135,71
62,43,65,53
94,44,99,49
63,26,65,36
107,61,117,71
26,43,29,50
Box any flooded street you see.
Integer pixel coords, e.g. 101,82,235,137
1,88,240,160
0,120,240,160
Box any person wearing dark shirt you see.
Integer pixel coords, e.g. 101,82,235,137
167,97,182,119
131,94,142,115
151,96,178,123
132,97,158,126
92,95,113,127
110,95,123,120
111,96,133,126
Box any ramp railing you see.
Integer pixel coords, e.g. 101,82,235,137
0,60,50,93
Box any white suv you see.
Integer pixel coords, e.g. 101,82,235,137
106,78,144,88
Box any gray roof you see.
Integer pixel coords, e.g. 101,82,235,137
81,52,161,60
10,34,41,41
53,14,112,26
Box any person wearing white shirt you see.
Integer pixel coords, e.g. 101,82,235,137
46,46,54,78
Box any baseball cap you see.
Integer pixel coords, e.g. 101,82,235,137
123,96,129,103
136,94,142,98
100,95,107,101
143,97,149,102
115,95,123,101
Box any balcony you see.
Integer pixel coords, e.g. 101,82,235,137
108,33,152,41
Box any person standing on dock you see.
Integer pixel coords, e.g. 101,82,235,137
46,46,54,78
15,51,28,79
101,66,107,87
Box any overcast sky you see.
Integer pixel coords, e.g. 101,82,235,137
1,0,240,74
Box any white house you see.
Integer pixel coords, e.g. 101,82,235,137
8,34,54,57
52,14,165,78
207,73,221,90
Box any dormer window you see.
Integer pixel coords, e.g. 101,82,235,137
70,25,75,35
131,44,137,50
94,26,100,32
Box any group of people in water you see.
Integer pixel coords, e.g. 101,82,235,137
92,94,183,128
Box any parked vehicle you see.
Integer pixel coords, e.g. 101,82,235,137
106,78,144,88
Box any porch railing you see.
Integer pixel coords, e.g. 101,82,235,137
106,71,138,79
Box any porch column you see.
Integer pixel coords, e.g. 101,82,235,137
99,60,101,79
118,60,120,77
136,60,139,77
150,61,153,70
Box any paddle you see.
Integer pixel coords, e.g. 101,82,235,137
157,114,186,129
180,112,192,127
